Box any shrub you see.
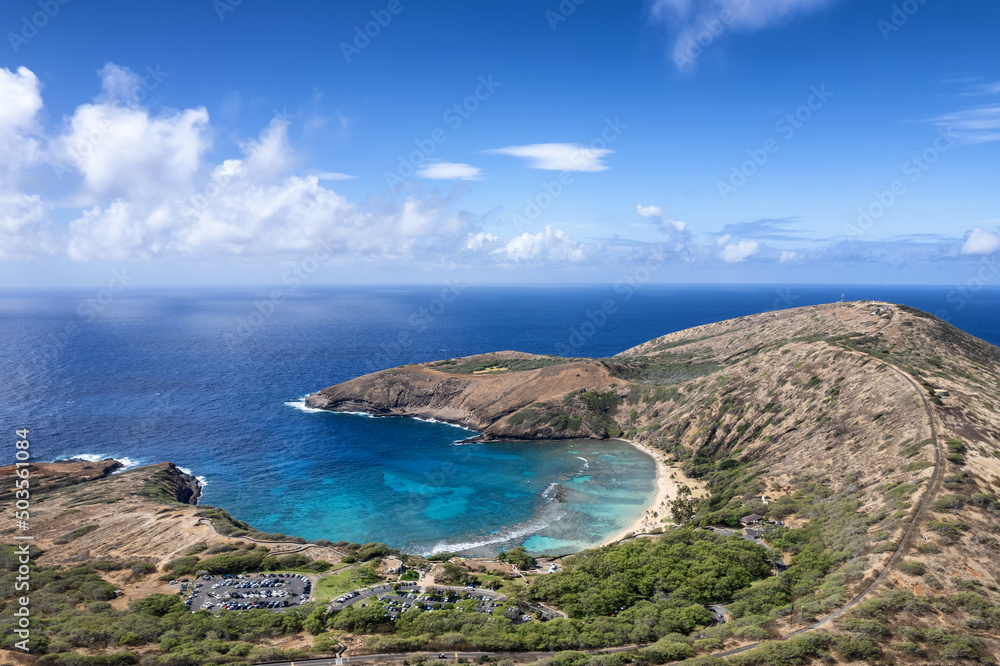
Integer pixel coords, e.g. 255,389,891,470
897,561,926,576
184,543,209,555
90,560,126,572
276,554,309,569
197,547,271,574
642,639,695,663
833,634,881,661
727,634,830,666
53,525,99,544
939,634,983,660
927,520,964,544
931,495,965,513
129,562,157,578
309,559,333,572
498,546,536,570
164,556,200,575
312,632,341,653
891,641,924,656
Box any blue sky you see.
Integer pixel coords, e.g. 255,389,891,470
0,0,998,287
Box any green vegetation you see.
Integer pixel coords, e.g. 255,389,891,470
506,405,583,434
318,529,774,654
899,438,931,458
314,564,384,603
573,390,624,438
897,561,926,576
138,467,191,504
931,494,965,513
194,506,305,543
0,546,317,663
606,359,721,386
52,524,99,544
428,356,571,375
160,542,334,578
946,438,966,466
727,633,830,666
530,529,770,618
497,546,536,571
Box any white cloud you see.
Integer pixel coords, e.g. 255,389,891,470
486,143,612,172
636,204,688,239
779,250,799,263
0,66,43,174
0,66,42,131
238,116,296,182
933,105,1000,144
64,116,481,261
465,231,502,251
416,161,483,181
311,171,356,181
715,234,732,246
720,239,759,262
961,227,1000,255
0,67,49,258
53,70,211,199
0,191,51,259
491,226,587,263
649,0,838,70
97,63,145,105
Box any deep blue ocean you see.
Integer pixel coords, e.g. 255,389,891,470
2,285,998,556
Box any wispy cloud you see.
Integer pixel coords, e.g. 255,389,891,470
485,143,612,172
933,80,1000,144
649,0,839,70
716,217,810,241
416,161,483,181
310,171,356,181
932,105,1000,144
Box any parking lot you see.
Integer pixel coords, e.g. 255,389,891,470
329,583,558,623
174,572,313,613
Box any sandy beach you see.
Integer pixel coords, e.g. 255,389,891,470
602,439,700,545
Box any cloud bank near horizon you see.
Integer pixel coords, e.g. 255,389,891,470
0,64,995,277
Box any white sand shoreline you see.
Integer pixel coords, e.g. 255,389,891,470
602,438,691,546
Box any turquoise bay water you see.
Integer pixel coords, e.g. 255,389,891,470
3,286,998,555
280,407,656,556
